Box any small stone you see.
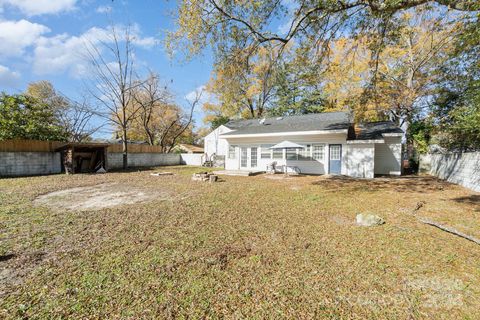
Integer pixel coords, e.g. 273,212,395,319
356,213,385,227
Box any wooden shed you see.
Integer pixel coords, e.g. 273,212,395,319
55,143,109,174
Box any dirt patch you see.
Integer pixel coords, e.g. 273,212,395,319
312,175,455,193
264,174,293,180
330,215,355,226
0,251,46,297
406,276,465,309
33,183,161,211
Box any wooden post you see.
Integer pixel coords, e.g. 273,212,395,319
71,146,75,174
104,147,108,172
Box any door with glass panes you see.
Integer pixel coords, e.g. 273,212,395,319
240,147,258,169
328,144,342,174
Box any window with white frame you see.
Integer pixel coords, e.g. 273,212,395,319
228,145,236,159
260,145,272,159
286,148,298,160
298,145,311,160
272,148,283,159
312,144,325,161
329,145,341,160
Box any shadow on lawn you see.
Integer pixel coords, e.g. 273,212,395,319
452,195,480,211
311,175,455,193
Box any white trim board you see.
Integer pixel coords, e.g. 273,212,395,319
347,139,384,144
382,133,403,137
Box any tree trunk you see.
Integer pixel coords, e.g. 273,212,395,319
122,127,128,169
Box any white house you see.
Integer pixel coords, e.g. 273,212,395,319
204,112,403,178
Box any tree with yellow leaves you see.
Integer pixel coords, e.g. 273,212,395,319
118,73,199,152
321,11,458,126
203,45,277,124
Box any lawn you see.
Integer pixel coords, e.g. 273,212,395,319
1,166,480,319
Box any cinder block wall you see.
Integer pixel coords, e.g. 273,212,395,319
107,153,181,169
0,152,61,177
0,151,184,176
420,152,480,192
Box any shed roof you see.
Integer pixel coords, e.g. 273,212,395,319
54,142,110,151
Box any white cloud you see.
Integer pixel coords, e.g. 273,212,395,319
96,5,112,14
0,19,50,57
185,85,214,105
129,23,157,48
0,17,157,78
132,36,156,48
0,64,21,87
32,25,156,76
0,0,78,16
33,27,110,76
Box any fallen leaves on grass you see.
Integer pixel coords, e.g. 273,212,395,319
0,168,479,319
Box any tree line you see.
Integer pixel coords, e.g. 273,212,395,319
168,0,480,153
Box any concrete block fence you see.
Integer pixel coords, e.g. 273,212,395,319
0,152,62,177
0,151,194,177
107,153,182,169
420,152,480,192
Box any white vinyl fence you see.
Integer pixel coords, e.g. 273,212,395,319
180,153,204,166
420,152,480,192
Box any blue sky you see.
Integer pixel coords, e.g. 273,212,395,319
0,0,214,135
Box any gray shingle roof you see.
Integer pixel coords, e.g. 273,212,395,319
352,121,404,140
221,111,352,136
220,112,403,140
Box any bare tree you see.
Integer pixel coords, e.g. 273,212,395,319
86,25,142,169
133,72,171,145
59,96,102,142
164,90,200,153
130,73,198,152
25,80,100,142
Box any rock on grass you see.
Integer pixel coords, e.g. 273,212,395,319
356,213,385,227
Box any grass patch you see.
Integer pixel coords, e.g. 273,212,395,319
1,167,480,318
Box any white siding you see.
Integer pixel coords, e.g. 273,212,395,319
374,137,402,175
204,125,232,157
345,144,375,178
223,133,348,174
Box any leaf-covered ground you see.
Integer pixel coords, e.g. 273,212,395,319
1,166,479,319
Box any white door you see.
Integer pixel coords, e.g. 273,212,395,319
240,147,258,169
